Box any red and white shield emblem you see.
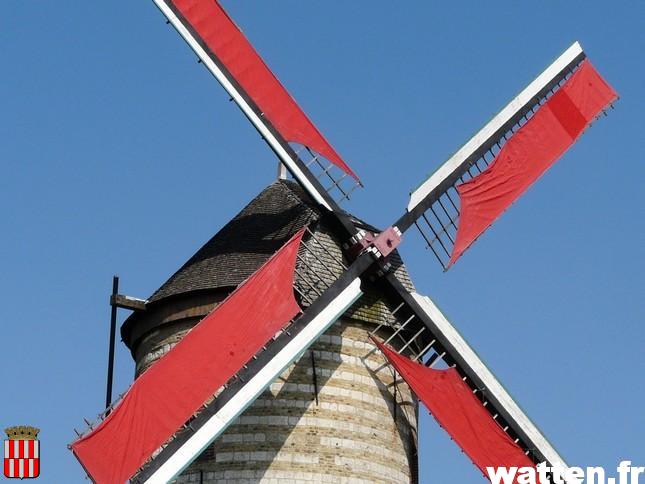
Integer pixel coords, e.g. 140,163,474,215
3,426,40,479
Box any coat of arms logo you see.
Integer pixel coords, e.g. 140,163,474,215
3,426,40,479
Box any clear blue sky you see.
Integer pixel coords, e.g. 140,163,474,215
1,1,643,482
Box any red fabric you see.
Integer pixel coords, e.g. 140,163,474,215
71,230,305,484
449,60,617,266
374,340,534,482
170,0,359,182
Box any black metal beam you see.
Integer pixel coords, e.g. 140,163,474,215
105,276,119,411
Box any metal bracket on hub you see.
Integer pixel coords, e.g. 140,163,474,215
345,226,402,261
371,226,403,259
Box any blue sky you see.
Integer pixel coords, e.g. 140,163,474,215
1,1,643,482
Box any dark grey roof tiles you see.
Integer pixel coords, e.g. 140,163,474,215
139,179,415,328
148,180,320,303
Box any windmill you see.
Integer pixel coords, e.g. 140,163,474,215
70,1,618,483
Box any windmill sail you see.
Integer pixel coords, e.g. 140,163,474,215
372,280,569,471
69,5,621,476
152,0,360,212
134,272,364,483
71,230,311,483
71,227,367,484
127,249,569,483
447,60,617,266
374,340,535,478
399,42,617,269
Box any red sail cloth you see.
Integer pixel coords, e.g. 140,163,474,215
374,340,534,482
448,60,617,266
71,230,304,484
169,0,359,182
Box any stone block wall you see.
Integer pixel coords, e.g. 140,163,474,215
136,318,418,483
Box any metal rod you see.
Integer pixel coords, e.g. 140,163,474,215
293,284,315,306
293,267,323,297
413,220,446,269
474,157,488,173
421,213,451,256
393,376,398,422
310,350,319,405
413,338,436,362
310,148,350,200
481,150,493,166
466,161,480,178
383,315,415,346
305,228,347,269
305,153,320,167
468,160,483,176
444,190,460,215
105,275,119,411
390,301,405,317
325,172,348,193
296,254,331,290
398,326,426,354
436,199,459,237
328,174,350,201
299,240,341,280
459,170,471,184
369,301,406,338
428,351,446,368
337,181,359,203
314,159,334,180
369,321,388,338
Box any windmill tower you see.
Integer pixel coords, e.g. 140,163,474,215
70,2,618,483
121,180,423,483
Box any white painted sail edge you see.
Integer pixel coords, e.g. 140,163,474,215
143,278,363,484
151,0,332,211
407,41,583,212
410,292,569,473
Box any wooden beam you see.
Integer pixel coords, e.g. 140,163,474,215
110,294,147,312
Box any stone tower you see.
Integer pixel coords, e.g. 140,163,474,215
122,180,423,483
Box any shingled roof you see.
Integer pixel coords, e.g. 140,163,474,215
124,179,415,344
148,180,319,303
